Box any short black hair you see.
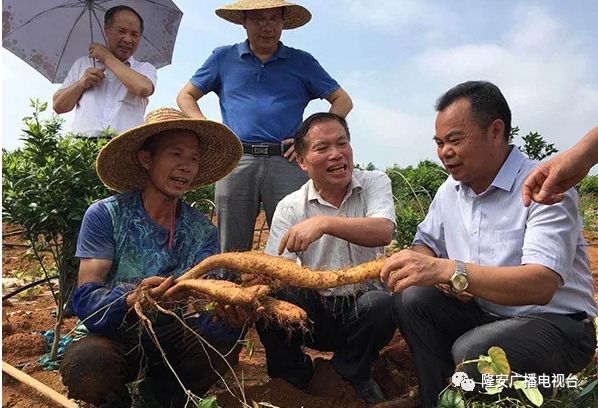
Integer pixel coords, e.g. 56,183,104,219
435,81,511,140
104,5,144,34
294,112,350,156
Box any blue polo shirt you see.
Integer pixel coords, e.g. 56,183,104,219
190,40,340,143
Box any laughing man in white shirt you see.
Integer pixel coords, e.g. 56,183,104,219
53,6,156,137
381,81,597,408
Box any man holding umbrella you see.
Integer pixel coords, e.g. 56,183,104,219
53,6,157,137
177,0,353,255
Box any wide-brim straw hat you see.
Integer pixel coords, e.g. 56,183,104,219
97,108,242,193
216,0,311,29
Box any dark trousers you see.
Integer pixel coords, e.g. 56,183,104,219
60,314,239,407
256,288,396,388
392,286,596,408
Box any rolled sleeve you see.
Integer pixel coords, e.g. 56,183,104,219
363,171,396,225
76,201,114,260
60,57,84,89
136,61,157,88
264,200,298,262
301,53,340,100
521,190,582,281
190,49,222,94
413,189,447,258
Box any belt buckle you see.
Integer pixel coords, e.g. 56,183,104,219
251,144,269,156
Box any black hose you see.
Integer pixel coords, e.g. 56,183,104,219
2,276,59,301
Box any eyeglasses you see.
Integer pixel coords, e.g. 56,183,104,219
249,17,283,28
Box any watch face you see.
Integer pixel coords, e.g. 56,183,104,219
452,274,468,291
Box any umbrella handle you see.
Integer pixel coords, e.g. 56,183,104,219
88,9,96,68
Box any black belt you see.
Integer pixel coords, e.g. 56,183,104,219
566,312,588,321
242,143,291,156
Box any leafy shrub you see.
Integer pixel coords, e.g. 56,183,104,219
2,99,110,358
510,126,559,161
579,175,598,196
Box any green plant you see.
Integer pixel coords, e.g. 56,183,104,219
386,161,447,248
510,126,559,161
2,99,110,359
579,175,598,196
439,345,598,408
439,347,543,407
183,184,216,215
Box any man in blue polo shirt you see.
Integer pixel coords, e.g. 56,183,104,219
177,0,353,254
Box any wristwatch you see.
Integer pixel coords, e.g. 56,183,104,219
449,260,469,294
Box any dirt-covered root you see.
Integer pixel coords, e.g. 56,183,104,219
260,296,308,327
177,252,385,289
178,279,271,305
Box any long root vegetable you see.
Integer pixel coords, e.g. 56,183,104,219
178,279,270,305
180,280,308,326
260,296,308,327
177,252,385,289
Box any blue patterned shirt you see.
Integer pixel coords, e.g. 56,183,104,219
76,191,219,286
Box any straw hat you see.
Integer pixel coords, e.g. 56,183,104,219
97,108,242,193
216,0,311,29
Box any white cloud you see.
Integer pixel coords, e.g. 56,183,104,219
413,3,598,153
345,96,437,169
340,0,455,33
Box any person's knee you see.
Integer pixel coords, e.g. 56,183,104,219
451,331,492,372
61,336,129,404
390,286,440,326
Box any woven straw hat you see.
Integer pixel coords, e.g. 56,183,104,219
97,108,242,193
216,0,311,29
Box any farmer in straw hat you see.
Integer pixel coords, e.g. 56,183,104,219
60,108,249,406
177,0,353,257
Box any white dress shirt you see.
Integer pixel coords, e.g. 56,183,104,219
266,170,397,296
414,147,597,318
60,56,157,136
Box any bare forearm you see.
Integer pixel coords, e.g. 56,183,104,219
574,126,598,167
327,88,353,118
454,262,559,305
176,92,206,119
53,83,85,114
411,244,437,257
322,216,394,247
104,56,153,97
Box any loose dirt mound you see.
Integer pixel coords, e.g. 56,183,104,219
2,224,597,408
2,332,47,360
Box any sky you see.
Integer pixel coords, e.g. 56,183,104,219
2,0,597,173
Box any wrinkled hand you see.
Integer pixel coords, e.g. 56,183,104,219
380,249,451,293
89,42,113,64
79,67,105,90
213,303,264,329
521,152,590,206
126,276,175,307
278,216,327,254
281,138,298,162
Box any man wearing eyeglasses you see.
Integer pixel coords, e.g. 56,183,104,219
177,0,353,256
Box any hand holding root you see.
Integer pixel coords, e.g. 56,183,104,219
177,278,307,327
126,276,175,307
